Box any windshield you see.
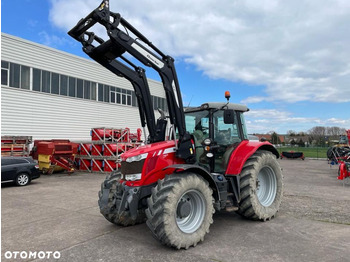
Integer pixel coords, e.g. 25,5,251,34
213,110,241,145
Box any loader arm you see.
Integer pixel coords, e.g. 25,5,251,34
74,31,160,142
68,0,194,161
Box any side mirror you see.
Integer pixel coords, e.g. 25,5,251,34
224,109,235,124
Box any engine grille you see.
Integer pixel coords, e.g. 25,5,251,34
121,160,145,175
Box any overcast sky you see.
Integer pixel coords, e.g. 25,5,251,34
2,0,350,134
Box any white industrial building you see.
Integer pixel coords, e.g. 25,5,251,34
1,33,167,141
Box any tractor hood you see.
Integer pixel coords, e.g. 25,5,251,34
121,140,177,161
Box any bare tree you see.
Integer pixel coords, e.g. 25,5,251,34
287,130,297,136
309,126,326,136
308,126,326,146
326,127,346,136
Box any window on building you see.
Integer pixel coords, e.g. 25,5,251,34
110,91,116,103
158,97,162,110
131,91,136,107
84,81,90,99
126,90,132,106
127,94,131,105
69,77,76,97
104,85,110,102
160,97,164,111
116,92,121,104
90,82,96,100
2,60,167,109
77,78,84,98
41,70,51,93
1,61,9,86
51,73,59,94
152,96,157,110
122,93,126,105
5,62,31,90
32,68,41,91
109,87,132,106
60,75,68,96
98,83,104,102
20,66,30,90
9,63,20,88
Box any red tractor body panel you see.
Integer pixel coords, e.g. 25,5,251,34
120,140,278,186
225,140,279,175
121,140,185,187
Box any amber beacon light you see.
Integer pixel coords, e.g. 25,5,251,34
225,91,231,101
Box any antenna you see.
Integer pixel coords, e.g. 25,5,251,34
186,95,194,108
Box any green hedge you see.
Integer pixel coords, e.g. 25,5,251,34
277,147,328,159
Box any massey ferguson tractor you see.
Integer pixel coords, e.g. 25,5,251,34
69,0,283,249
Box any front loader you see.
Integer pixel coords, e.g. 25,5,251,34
69,0,283,249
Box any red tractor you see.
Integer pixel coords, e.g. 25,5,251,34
69,1,283,249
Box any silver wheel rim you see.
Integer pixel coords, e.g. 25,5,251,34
18,174,29,185
176,189,206,234
257,166,277,207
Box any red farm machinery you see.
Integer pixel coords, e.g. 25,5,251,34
68,0,283,249
326,129,350,183
336,130,350,183
31,140,78,174
327,129,350,162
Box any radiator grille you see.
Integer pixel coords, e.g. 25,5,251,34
121,160,145,175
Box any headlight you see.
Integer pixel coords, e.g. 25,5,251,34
206,152,214,158
126,153,148,163
204,138,211,145
124,173,142,181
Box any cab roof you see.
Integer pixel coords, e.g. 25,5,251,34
185,102,249,113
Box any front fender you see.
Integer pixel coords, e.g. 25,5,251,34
163,164,220,202
225,140,279,175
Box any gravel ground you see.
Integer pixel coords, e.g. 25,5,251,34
279,159,350,225
2,158,350,262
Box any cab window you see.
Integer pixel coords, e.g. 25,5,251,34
213,110,241,145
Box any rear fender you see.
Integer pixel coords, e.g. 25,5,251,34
163,164,220,202
225,140,279,175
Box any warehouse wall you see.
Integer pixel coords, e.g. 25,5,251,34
1,87,146,141
1,33,166,141
1,33,165,97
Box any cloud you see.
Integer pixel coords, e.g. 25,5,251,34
326,118,350,126
241,96,267,104
245,109,350,133
49,0,350,104
38,31,70,48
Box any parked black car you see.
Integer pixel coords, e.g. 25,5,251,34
1,157,40,186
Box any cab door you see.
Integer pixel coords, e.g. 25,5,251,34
212,110,242,173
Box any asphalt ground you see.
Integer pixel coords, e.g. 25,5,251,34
1,159,350,262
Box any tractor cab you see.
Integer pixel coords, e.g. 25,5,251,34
185,101,249,173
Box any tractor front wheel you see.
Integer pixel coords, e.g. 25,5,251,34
146,173,214,249
237,150,283,221
98,172,146,226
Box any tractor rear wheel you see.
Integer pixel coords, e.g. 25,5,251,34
145,173,214,249
237,150,283,221
98,172,146,226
